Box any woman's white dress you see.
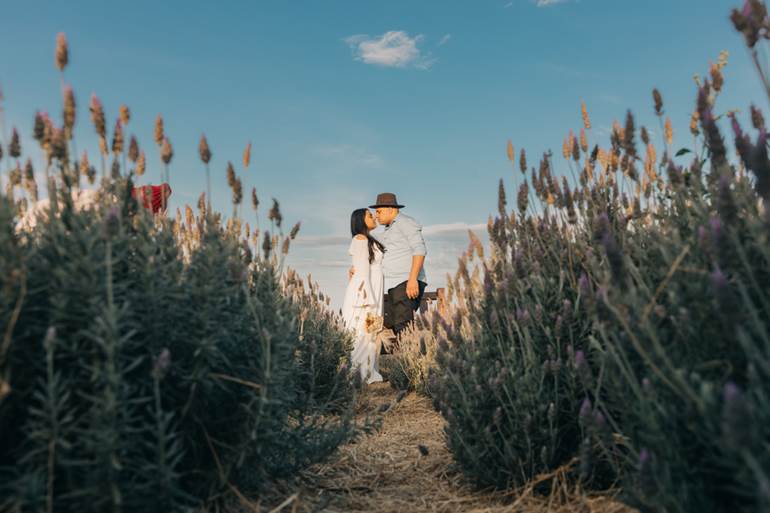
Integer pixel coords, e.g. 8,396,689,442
341,237,384,384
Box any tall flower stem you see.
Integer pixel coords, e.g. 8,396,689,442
0,89,9,175
163,164,169,212
71,138,80,194
151,372,171,504
750,47,770,109
102,235,121,512
62,86,80,194
206,163,211,211
43,328,58,513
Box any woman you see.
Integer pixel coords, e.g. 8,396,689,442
341,208,385,384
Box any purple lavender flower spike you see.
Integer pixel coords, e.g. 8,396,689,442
710,267,728,293
153,348,171,378
709,216,722,237
697,88,710,117
722,381,751,448
723,381,741,403
593,411,606,430
578,273,591,297
697,225,709,252
574,350,586,369
562,299,573,320
579,397,592,420
729,112,742,139
742,0,753,17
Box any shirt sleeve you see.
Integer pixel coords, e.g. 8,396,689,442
350,238,376,306
398,216,427,256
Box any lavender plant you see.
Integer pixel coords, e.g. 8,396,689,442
430,4,770,511
430,201,605,489
284,267,356,411
0,36,357,512
587,5,770,510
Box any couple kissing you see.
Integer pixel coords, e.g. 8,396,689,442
340,193,427,385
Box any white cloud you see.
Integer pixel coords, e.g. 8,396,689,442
505,1,574,9
293,221,485,247
423,222,485,235
595,125,612,138
438,34,451,46
344,31,435,70
293,234,350,248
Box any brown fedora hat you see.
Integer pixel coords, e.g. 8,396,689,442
369,192,404,209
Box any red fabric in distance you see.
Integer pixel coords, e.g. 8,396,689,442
131,183,172,214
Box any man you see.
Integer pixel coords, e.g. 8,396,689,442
370,192,428,340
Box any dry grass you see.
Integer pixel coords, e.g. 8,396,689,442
242,385,637,513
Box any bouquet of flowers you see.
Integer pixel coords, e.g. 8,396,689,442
364,312,383,334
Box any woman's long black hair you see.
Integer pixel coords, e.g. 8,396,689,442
350,208,385,263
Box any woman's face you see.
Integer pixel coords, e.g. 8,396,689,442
364,209,378,230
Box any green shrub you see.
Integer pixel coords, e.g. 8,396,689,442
285,268,355,411
0,177,356,511
0,34,357,508
585,40,770,513
585,7,770,509
431,208,603,490
591,164,770,513
431,5,770,510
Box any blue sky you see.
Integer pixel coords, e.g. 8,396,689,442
0,0,764,307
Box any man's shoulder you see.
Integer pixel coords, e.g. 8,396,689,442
395,213,422,229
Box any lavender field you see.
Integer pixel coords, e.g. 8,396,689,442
1,2,770,512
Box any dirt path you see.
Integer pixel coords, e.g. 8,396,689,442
263,384,633,513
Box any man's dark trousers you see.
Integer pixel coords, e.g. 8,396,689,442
383,280,427,336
